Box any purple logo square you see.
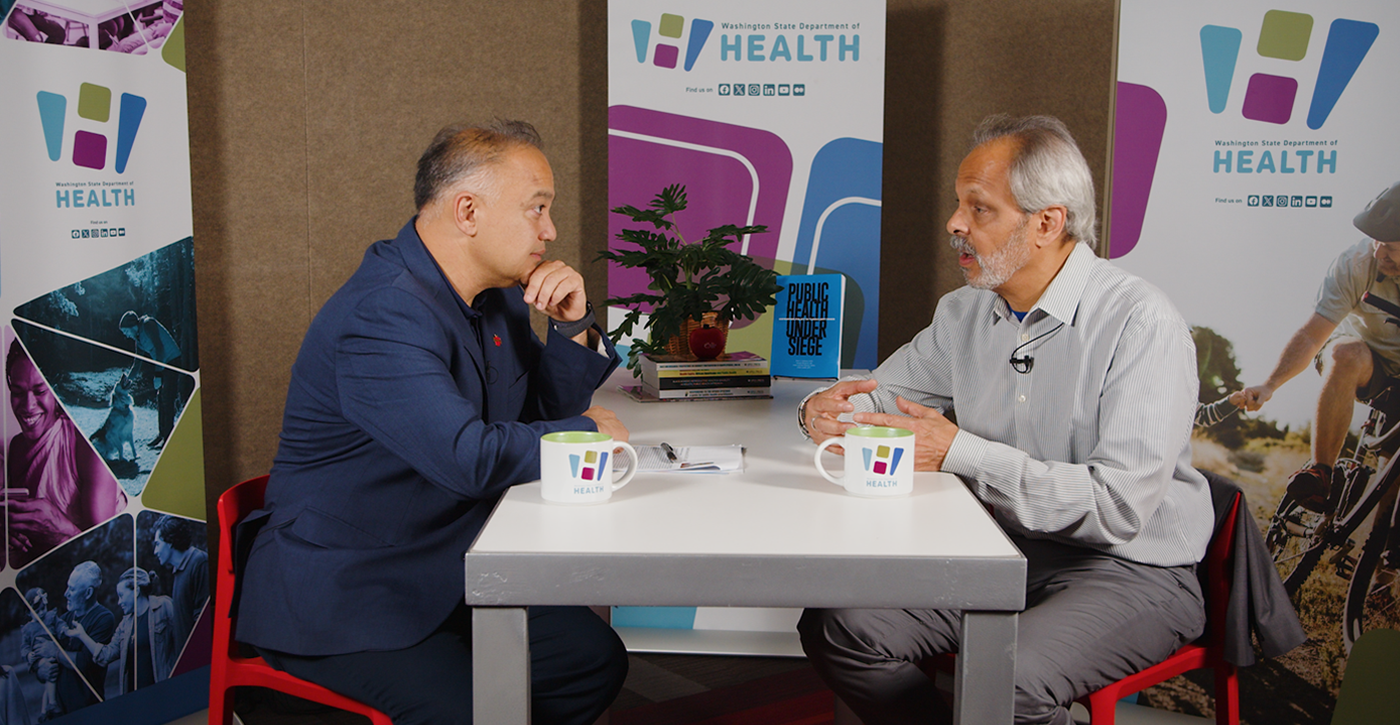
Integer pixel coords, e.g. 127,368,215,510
1240,73,1298,125
653,44,679,69
873,461,887,475
73,130,107,170
582,468,595,481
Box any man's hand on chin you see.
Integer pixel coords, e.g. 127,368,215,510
521,260,594,345
521,260,587,322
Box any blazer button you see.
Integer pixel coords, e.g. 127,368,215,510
485,366,499,384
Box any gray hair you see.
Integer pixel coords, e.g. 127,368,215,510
972,114,1097,247
413,119,543,209
71,561,102,591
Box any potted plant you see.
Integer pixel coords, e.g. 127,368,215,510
598,183,783,373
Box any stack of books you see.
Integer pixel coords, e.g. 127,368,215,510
637,351,772,400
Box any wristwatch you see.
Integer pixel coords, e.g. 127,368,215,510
550,302,596,338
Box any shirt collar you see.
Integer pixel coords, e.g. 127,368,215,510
994,242,1095,326
395,217,482,321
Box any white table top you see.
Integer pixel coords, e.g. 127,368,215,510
467,370,1024,610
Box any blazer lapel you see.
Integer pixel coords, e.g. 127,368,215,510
393,220,487,383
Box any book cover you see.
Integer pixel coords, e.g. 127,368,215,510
654,375,773,390
618,385,774,403
640,384,774,400
771,274,844,378
640,352,770,391
641,351,769,371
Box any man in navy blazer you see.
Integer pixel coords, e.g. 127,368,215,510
236,121,629,724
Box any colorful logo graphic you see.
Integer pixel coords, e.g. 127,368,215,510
631,13,714,70
861,444,903,476
1201,11,1378,129
568,450,609,481
36,84,147,172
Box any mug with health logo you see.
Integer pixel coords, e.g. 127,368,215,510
540,431,638,504
814,426,915,497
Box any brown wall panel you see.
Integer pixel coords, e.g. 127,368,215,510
187,2,312,522
189,0,1118,520
881,0,1116,358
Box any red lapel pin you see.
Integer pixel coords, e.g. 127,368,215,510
493,334,502,347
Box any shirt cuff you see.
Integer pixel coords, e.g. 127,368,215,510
550,301,595,339
940,428,990,479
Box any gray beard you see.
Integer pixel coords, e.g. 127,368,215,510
949,224,1031,290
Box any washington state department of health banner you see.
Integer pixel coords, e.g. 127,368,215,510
1113,1,1399,719
0,2,208,722
606,0,885,647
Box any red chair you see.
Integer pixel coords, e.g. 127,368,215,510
209,475,394,725
1072,482,1241,725
921,480,1243,725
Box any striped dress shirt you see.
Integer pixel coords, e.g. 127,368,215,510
849,243,1213,567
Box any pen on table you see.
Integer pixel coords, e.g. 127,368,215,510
660,442,679,462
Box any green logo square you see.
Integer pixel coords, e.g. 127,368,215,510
585,451,598,464
1257,10,1313,61
659,13,684,39
78,83,112,123
876,445,890,458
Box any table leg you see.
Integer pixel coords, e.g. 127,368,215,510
955,611,1017,725
473,606,531,724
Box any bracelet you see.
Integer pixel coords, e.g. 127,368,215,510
550,302,596,338
797,389,821,440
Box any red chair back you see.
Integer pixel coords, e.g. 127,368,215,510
1073,482,1242,725
208,475,393,725
914,479,1243,725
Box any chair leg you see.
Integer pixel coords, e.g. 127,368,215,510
1214,665,1239,725
207,684,234,725
1086,691,1117,725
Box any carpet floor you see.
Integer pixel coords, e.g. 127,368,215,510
232,653,828,724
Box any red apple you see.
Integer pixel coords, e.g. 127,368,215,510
689,324,726,360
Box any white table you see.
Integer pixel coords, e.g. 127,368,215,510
465,371,1026,724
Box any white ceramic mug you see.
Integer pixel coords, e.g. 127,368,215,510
814,426,915,497
540,431,638,504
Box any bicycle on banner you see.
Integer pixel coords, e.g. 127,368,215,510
1263,291,1400,652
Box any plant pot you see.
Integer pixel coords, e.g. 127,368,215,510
664,311,728,359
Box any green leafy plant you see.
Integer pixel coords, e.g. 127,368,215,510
598,184,782,373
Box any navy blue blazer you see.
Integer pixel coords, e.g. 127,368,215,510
237,220,620,656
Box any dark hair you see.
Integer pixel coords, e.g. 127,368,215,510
413,120,543,209
5,339,26,382
972,114,1098,247
155,514,192,551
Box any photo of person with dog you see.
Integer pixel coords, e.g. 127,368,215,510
5,339,126,569
9,239,198,495
10,320,193,498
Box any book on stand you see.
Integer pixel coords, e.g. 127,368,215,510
771,274,844,379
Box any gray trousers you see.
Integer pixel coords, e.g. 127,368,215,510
798,535,1205,725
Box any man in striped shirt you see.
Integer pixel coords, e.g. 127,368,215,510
797,115,1214,725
